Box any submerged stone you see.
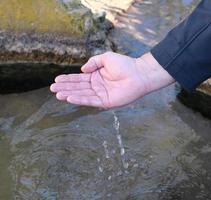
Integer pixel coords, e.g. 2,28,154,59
178,79,211,119
0,0,114,93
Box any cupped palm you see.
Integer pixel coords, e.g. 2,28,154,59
50,52,150,108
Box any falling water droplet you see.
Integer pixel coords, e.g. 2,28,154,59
112,111,129,170
99,166,103,173
103,140,110,159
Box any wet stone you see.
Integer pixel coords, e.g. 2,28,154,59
0,0,114,93
178,79,211,119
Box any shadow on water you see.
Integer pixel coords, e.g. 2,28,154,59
0,0,211,200
0,62,82,94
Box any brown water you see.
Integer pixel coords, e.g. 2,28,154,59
1,0,211,200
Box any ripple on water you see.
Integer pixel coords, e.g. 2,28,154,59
0,84,210,199
0,0,210,199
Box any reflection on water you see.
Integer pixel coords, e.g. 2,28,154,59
0,0,211,199
0,85,211,199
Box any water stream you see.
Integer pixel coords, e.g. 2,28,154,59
0,0,211,200
112,111,129,171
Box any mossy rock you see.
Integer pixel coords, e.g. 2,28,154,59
0,0,114,93
0,0,95,66
0,0,86,36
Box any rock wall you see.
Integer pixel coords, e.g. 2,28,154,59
0,0,114,93
0,0,114,64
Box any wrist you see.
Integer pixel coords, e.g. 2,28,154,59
135,52,175,93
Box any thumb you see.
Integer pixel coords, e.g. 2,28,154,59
81,54,104,73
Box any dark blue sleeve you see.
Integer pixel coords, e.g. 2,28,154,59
151,0,211,92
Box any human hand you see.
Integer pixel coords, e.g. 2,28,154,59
50,52,175,108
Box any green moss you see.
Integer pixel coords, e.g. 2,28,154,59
0,0,86,36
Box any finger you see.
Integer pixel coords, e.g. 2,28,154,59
56,89,96,100
50,82,91,92
81,54,104,73
67,96,103,108
55,74,91,83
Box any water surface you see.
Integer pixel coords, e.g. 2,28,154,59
1,0,211,199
